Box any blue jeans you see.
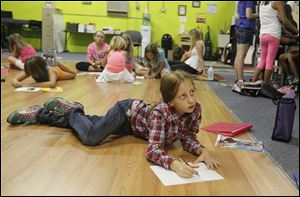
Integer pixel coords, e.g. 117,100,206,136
36,99,134,146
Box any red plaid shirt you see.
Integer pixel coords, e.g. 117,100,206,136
130,100,202,169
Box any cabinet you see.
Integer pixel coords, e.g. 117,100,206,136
179,34,191,50
42,5,65,52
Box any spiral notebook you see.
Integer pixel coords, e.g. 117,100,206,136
201,122,253,136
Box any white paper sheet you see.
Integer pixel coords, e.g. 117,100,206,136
15,87,41,92
132,80,143,85
150,162,223,186
135,76,145,80
77,72,101,76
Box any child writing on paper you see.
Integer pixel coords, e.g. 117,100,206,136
6,33,37,70
76,31,110,72
96,36,134,83
144,43,171,79
7,71,220,178
12,56,76,88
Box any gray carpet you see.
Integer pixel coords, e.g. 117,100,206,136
207,71,299,183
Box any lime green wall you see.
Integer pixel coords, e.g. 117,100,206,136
2,1,235,53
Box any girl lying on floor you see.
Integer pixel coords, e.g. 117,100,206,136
12,56,77,88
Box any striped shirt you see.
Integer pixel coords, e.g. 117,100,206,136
130,100,202,169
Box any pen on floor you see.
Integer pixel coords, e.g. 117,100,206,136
178,156,200,177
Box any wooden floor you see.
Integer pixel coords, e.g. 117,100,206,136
1,61,298,195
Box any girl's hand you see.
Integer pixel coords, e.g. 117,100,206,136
94,60,102,66
147,75,156,79
136,67,148,76
201,71,207,77
193,148,220,169
12,80,23,88
170,160,198,178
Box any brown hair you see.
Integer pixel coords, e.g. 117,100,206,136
160,70,195,103
7,33,28,57
24,56,48,78
147,70,195,117
144,43,159,61
122,33,134,53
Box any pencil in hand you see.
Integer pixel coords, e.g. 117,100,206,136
178,156,200,177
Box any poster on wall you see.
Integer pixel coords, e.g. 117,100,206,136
196,13,206,23
207,4,217,14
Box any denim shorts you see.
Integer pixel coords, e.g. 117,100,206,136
236,28,254,45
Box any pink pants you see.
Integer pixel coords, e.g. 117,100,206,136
257,34,280,71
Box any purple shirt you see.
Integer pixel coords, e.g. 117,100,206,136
236,1,256,30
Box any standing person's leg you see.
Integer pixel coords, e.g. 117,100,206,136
234,28,253,84
232,28,256,93
288,53,299,81
234,44,250,89
279,53,291,76
279,53,294,84
264,35,280,84
234,44,250,80
252,35,268,82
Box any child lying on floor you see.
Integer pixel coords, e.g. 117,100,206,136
12,56,76,88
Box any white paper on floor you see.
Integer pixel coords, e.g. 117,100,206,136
150,162,223,186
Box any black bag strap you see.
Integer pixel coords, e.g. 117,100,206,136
272,99,279,105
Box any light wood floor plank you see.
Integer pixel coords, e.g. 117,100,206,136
1,62,298,195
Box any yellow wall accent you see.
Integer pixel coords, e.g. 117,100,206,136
2,1,235,53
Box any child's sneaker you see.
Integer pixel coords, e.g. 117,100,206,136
232,83,241,93
7,105,42,124
43,97,84,115
236,80,245,89
244,80,263,88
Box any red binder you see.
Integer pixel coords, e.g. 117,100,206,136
201,122,253,136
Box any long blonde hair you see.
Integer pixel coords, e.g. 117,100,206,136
189,28,202,49
109,36,126,51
